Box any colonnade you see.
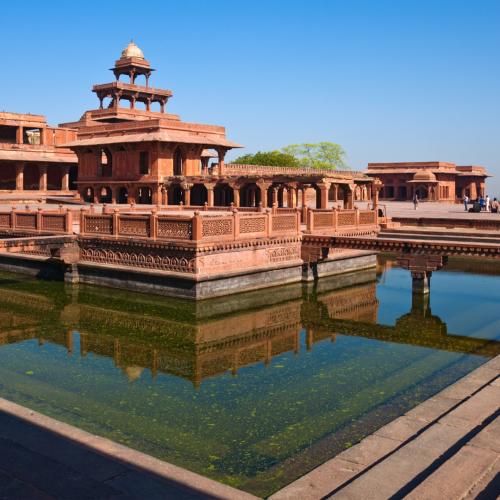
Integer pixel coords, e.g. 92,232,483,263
79,180,375,209
0,161,73,191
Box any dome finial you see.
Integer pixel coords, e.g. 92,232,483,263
120,40,144,60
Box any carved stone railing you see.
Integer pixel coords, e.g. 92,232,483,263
223,163,366,178
305,207,379,235
0,205,73,234
80,209,300,242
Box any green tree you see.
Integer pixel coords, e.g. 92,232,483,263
230,150,300,168
281,142,349,170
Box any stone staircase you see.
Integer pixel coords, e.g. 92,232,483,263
379,226,500,245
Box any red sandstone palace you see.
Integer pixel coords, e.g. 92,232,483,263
0,41,491,206
365,162,492,202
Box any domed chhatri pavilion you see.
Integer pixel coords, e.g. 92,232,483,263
56,41,373,207
365,162,492,202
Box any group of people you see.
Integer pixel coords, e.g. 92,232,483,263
411,194,500,213
463,194,500,213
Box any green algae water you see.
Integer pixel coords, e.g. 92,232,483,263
0,255,499,498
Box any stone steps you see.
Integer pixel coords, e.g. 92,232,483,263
270,357,500,500
379,229,500,245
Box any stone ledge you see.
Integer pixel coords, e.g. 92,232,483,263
0,398,258,500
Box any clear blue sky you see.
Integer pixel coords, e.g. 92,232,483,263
2,0,499,190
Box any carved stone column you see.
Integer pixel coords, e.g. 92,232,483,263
61,165,70,191
272,187,278,206
15,162,26,191
231,184,242,207
204,182,216,207
39,163,48,191
216,148,227,175
370,179,383,209
258,182,271,208
317,181,331,209
181,182,193,206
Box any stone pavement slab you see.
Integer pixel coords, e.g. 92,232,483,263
439,386,500,431
403,445,499,500
268,458,366,500
373,415,428,442
0,436,123,500
0,398,259,500
327,423,468,500
332,435,401,467
0,469,54,500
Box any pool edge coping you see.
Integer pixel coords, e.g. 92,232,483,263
0,396,260,500
268,353,500,500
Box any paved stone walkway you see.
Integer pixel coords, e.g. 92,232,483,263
270,356,500,500
0,400,257,500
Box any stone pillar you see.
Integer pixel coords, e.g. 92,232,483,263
111,188,118,204
258,183,271,208
272,188,278,207
61,166,70,191
16,125,23,144
318,182,331,209
232,185,241,207
217,149,226,175
15,163,25,191
412,271,431,295
127,186,136,205
332,184,338,201
397,254,448,295
343,184,355,209
39,164,47,191
152,185,162,205
93,186,100,203
371,178,383,209
205,183,216,206
183,184,192,206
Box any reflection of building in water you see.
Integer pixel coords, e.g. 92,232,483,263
1,271,500,386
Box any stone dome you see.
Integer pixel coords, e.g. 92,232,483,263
412,170,437,181
120,39,144,60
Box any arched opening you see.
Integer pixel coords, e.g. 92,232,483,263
47,165,62,190
85,187,94,203
23,164,40,190
191,184,208,206
0,163,17,190
172,186,184,205
214,185,234,206
138,187,152,204
102,148,112,177
119,187,128,204
100,187,112,204
240,183,261,207
416,187,428,200
69,166,78,190
173,148,183,176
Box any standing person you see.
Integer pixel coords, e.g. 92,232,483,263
480,196,485,211
492,198,499,214
413,195,419,210
486,195,491,212
463,193,469,211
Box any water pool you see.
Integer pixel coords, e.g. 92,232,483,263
0,254,499,497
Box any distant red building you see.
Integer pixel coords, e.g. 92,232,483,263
365,162,492,202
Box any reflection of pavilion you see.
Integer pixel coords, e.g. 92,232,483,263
1,271,500,387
